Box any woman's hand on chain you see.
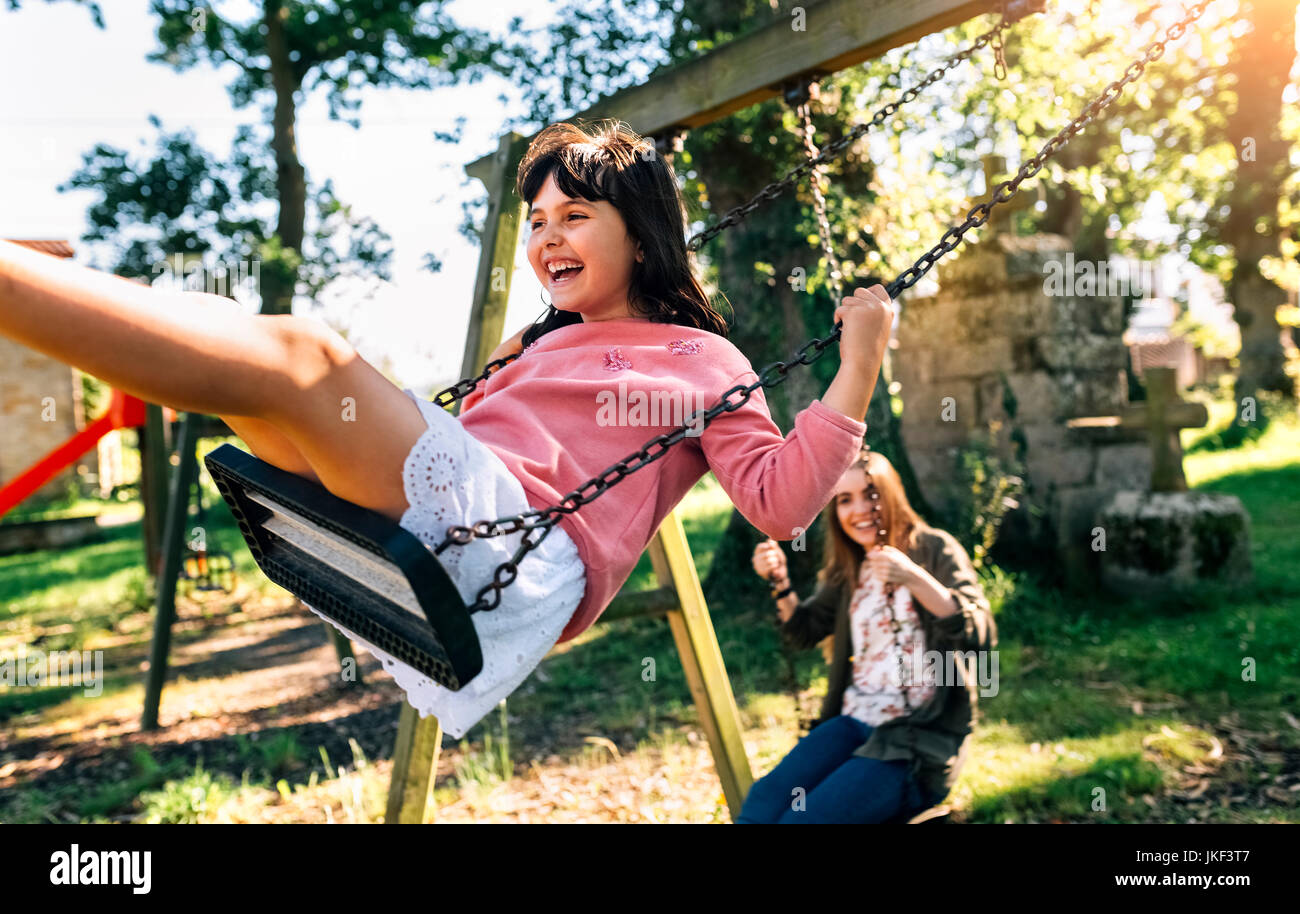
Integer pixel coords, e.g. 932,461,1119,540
866,544,920,586
752,537,789,586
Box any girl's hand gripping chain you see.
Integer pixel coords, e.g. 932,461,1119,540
834,284,894,378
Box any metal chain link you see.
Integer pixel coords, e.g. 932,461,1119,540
885,0,1210,301
860,444,915,719
991,0,1009,79
684,18,1015,255
796,98,845,307
438,0,1215,615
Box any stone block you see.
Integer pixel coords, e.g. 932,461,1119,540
1001,234,1074,279
1053,484,1112,555
1000,371,1059,424
993,290,1058,338
938,233,1072,292
895,347,934,386
1094,442,1152,491
1025,446,1096,491
1036,334,1129,372
1096,491,1253,594
932,339,1013,381
1022,422,1070,453
902,379,976,430
900,419,970,453
1066,370,1129,417
899,292,960,336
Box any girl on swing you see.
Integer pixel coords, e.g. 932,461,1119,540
739,447,995,824
0,119,892,738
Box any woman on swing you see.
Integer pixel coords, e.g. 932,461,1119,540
738,446,995,824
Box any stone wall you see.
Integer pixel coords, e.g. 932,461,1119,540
894,232,1151,581
0,337,89,501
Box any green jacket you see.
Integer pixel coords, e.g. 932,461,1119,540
778,526,997,801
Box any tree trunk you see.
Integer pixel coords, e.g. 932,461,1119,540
261,0,308,316
1224,0,1296,404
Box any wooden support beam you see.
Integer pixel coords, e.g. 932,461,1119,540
467,0,997,177
649,511,753,818
386,703,443,824
388,130,535,823
599,584,680,623
462,131,533,376
141,413,199,731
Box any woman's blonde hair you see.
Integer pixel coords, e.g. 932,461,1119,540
815,445,928,596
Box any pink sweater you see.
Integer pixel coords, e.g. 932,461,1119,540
455,316,868,642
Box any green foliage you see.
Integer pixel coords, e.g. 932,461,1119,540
233,730,305,779
4,0,103,28
453,700,514,788
121,564,155,613
147,1,518,128
138,762,237,824
1187,389,1294,453
58,121,393,312
77,747,186,820
938,419,1026,571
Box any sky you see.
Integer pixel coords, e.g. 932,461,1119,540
0,0,561,397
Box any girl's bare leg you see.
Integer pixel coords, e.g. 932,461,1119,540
0,240,426,522
219,415,321,483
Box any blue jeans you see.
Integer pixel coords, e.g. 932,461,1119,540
735,715,942,824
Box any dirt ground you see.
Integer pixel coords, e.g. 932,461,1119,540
0,587,743,823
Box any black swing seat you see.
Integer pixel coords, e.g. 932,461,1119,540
203,443,483,690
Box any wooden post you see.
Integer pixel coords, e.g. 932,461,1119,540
650,511,754,818
326,622,363,686
386,702,443,824
141,413,198,731
461,131,533,377
139,404,170,576
386,130,532,823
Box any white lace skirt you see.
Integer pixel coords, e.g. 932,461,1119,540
300,387,587,739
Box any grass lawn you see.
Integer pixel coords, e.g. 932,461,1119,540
0,401,1296,823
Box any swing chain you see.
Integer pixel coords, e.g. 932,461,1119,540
991,27,1007,80
991,0,1010,80
445,326,841,614
439,0,1215,615
889,0,1211,299
685,17,1017,255
795,93,845,306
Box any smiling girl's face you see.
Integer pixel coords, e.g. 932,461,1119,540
526,170,644,323
833,466,881,550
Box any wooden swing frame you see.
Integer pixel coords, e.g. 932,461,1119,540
386,0,1007,823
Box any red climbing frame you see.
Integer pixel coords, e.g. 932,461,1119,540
0,389,172,518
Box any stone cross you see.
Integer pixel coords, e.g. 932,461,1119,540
973,154,1037,239
1068,367,1208,492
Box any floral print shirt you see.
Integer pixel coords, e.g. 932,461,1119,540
840,560,937,726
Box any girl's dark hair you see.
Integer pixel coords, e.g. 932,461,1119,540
515,119,732,349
